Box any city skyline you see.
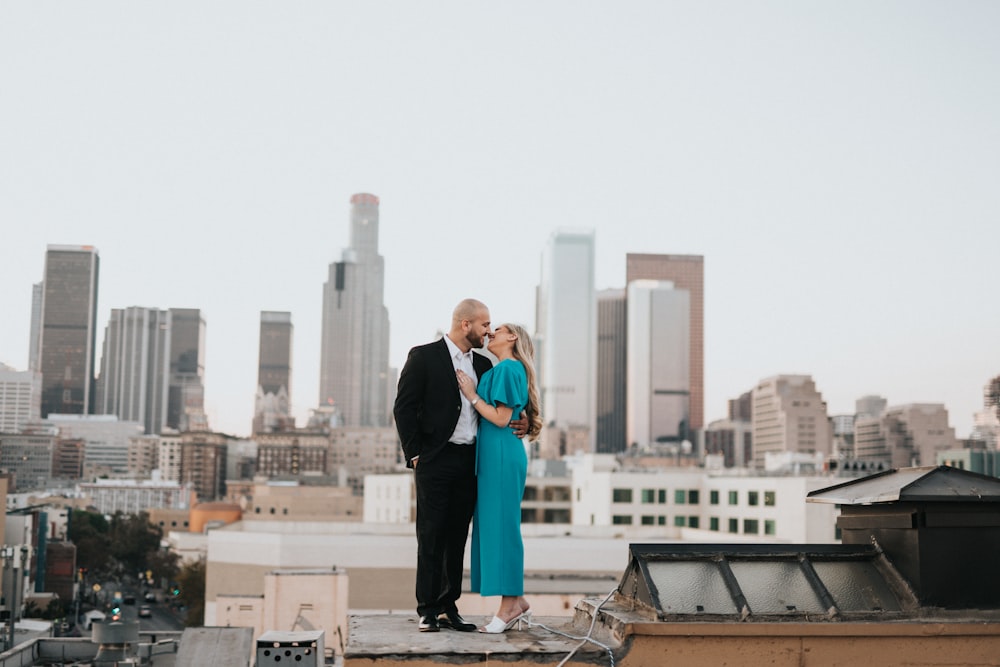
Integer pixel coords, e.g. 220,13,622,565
2,2,998,438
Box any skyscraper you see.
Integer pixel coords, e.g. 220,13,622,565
38,245,100,417
751,375,832,468
319,193,391,427
537,230,596,448
28,282,43,372
166,308,207,432
596,289,626,454
254,311,293,434
95,307,170,435
626,280,690,449
626,253,704,432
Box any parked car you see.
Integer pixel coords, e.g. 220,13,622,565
138,605,152,618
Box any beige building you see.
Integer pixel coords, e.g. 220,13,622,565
855,403,957,467
255,431,329,477
215,569,349,656
244,479,362,521
328,426,402,495
751,375,832,468
127,434,160,477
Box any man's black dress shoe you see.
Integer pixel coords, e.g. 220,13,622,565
437,610,476,632
418,615,440,632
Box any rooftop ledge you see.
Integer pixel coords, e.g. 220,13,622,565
345,599,1000,667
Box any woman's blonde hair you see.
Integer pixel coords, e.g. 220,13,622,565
502,323,543,440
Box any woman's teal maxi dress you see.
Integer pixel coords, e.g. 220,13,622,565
470,359,529,596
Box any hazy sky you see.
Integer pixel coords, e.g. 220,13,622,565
2,2,998,439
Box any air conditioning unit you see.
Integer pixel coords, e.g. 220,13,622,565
256,630,324,667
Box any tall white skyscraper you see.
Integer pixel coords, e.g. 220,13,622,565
626,280,690,449
537,230,596,448
95,307,170,435
319,193,391,427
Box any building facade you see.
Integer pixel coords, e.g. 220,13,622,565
96,307,171,435
0,433,56,491
253,311,293,434
537,229,596,449
38,245,100,417
625,253,705,432
328,426,402,495
78,478,192,515
0,364,41,433
596,289,627,454
626,280,690,450
854,403,957,468
255,432,329,478
751,375,832,469
166,308,206,432
45,414,143,477
319,194,391,427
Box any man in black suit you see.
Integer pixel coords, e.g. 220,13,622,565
394,298,522,632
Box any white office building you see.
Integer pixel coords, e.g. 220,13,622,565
626,280,690,450
0,364,41,433
537,229,596,449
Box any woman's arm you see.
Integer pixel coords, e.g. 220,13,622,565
456,370,514,428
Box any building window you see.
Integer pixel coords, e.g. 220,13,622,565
658,489,667,504
674,490,686,504
641,489,655,504
710,517,719,531
688,516,699,529
728,490,738,505
612,515,633,525
688,490,699,504
612,488,633,503
710,490,719,505
765,519,776,535
748,491,759,506
728,518,738,533
658,516,666,525
764,491,776,506
641,515,655,525
744,519,759,534
674,516,686,527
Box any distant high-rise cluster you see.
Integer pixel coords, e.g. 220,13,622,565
536,240,707,460
319,193,391,427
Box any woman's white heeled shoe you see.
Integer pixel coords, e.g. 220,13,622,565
479,611,532,633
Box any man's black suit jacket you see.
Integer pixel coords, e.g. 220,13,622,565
394,337,493,468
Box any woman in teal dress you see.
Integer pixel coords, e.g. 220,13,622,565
456,323,542,633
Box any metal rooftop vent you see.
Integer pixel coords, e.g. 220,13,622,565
617,543,916,621
808,465,1000,609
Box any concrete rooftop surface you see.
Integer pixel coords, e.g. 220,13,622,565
345,610,617,666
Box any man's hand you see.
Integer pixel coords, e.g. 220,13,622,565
509,411,528,438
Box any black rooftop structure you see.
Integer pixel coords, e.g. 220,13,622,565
807,465,1000,609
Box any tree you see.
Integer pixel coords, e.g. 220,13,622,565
175,559,206,627
69,510,175,583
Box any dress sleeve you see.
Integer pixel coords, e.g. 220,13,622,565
485,361,527,413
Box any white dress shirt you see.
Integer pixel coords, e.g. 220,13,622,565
444,334,479,445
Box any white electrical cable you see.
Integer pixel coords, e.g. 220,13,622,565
528,589,619,667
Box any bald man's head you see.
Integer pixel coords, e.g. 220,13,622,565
448,299,491,352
